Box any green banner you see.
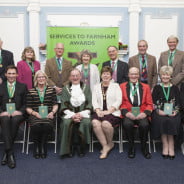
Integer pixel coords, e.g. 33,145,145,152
47,27,119,68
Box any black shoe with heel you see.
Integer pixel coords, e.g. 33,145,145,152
33,143,40,159
40,143,47,159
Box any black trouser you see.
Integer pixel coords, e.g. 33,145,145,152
31,123,53,144
123,117,149,148
0,115,24,153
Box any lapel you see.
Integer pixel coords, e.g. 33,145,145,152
163,51,169,66
172,50,179,69
117,60,121,80
126,82,132,105
14,82,19,98
146,54,152,73
62,59,67,70
1,50,5,64
135,55,140,69
139,83,143,105
53,57,58,71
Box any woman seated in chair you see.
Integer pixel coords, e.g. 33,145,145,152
92,66,122,159
26,70,58,159
151,65,181,160
59,68,92,158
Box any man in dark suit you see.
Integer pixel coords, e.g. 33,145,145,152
158,35,184,88
45,43,73,95
0,38,14,84
102,46,128,84
0,65,27,169
120,67,153,159
128,40,157,90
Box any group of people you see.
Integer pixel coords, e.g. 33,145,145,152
0,35,184,170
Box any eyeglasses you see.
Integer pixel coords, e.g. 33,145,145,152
55,48,64,50
37,76,46,79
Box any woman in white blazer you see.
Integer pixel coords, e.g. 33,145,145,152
92,66,122,159
76,50,100,92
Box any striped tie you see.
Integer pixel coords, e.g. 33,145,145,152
141,55,147,80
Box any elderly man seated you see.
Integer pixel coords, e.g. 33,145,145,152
59,68,92,158
120,67,153,159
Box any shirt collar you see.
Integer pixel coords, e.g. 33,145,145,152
7,81,16,86
111,58,118,64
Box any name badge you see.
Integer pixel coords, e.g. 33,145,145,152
39,105,48,118
164,103,173,115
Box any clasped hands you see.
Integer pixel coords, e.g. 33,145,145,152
96,109,111,117
126,112,147,120
32,111,54,119
157,109,177,117
0,110,22,117
71,113,83,123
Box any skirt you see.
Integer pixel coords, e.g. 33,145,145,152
151,110,181,139
92,112,121,127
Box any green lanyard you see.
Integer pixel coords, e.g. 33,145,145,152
37,86,46,105
26,61,34,74
161,83,171,102
56,58,62,71
82,64,90,78
7,82,16,99
130,82,139,96
168,50,176,66
0,55,2,64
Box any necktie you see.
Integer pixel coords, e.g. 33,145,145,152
111,61,116,82
133,84,138,106
111,61,115,69
168,53,173,66
141,55,147,80
57,58,61,66
9,84,13,93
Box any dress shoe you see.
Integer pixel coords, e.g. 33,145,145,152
33,144,40,159
128,147,135,158
142,147,151,159
162,154,169,159
77,145,85,157
1,152,7,165
169,155,175,160
68,146,75,158
7,154,16,169
40,144,47,159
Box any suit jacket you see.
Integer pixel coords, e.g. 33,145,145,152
45,57,73,87
120,82,153,116
76,63,100,91
17,60,40,90
92,82,122,117
128,53,158,89
102,59,129,84
0,81,27,114
158,49,184,87
0,49,14,81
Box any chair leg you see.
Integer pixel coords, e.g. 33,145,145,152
54,118,57,154
153,140,156,152
26,126,31,154
91,131,94,152
118,124,122,153
22,122,27,153
148,131,151,153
